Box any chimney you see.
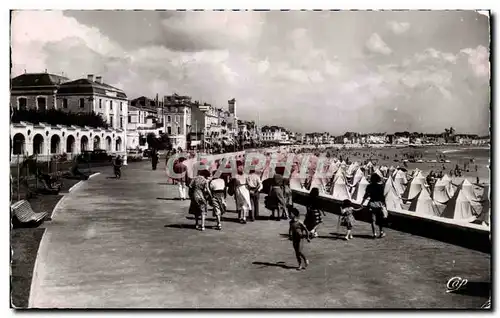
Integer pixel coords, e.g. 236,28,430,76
95,76,102,84
87,74,94,81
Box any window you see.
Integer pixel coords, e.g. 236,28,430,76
79,98,85,108
63,98,68,109
18,97,27,110
37,97,47,111
109,115,114,128
177,126,181,135
175,115,180,122
128,115,132,123
120,117,123,129
167,126,172,135
110,101,113,110
120,102,123,111
167,115,171,123
99,99,102,108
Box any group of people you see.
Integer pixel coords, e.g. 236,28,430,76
168,153,389,271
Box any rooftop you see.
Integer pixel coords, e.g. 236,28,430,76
57,78,127,99
11,73,70,90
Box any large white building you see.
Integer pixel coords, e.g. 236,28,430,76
10,72,128,161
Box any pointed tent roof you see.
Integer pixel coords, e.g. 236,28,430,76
402,175,425,200
476,184,490,226
384,176,403,211
433,179,451,204
461,179,478,201
441,185,480,221
330,175,351,201
409,187,444,216
351,176,369,204
351,168,364,187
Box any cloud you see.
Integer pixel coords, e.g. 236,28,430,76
10,10,490,135
461,45,490,77
365,33,392,55
387,21,410,34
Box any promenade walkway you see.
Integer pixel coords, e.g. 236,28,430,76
30,162,490,308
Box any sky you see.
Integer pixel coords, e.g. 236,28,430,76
10,10,490,135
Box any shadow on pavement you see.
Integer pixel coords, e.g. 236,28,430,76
157,197,184,201
164,224,197,230
252,261,297,270
451,282,491,298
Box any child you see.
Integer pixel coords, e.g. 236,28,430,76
340,199,363,240
304,187,326,239
288,207,311,271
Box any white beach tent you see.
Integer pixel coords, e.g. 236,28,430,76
409,187,444,216
347,162,360,176
289,171,304,190
351,176,369,204
441,174,458,197
476,184,490,226
351,168,364,188
384,176,403,211
402,174,426,201
393,170,408,196
309,174,327,194
441,185,480,222
330,172,352,201
433,179,451,204
461,179,479,201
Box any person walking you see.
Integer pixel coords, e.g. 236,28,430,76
234,165,252,224
246,169,263,221
303,187,326,238
288,208,310,271
362,173,388,239
188,170,212,231
267,168,288,221
151,149,159,170
172,156,188,200
209,171,226,230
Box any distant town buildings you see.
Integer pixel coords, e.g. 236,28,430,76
10,72,489,162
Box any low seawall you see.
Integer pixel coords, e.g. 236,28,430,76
292,188,491,254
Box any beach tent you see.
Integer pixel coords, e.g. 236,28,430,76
461,179,479,201
309,174,327,193
351,168,364,187
441,185,480,222
433,179,451,204
388,166,396,178
384,176,403,211
476,184,490,226
374,168,384,179
347,162,360,176
402,174,426,201
394,170,408,195
289,171,304,190
330,172,351,201
440,174,458,198
351,176,369,204
408,187,444,216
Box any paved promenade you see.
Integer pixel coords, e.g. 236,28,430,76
30,162,490,308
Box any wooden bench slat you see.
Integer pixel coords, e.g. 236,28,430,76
11,200,48,224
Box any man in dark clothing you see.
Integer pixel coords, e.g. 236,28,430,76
151,150,159,170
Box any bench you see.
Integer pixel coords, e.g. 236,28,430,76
11,200,48,227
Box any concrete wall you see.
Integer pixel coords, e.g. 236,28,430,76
291,188,491,253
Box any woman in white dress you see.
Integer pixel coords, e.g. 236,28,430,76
234,165,252,224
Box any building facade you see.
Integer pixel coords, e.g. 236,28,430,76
11,121,125,162
10,72,128,162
